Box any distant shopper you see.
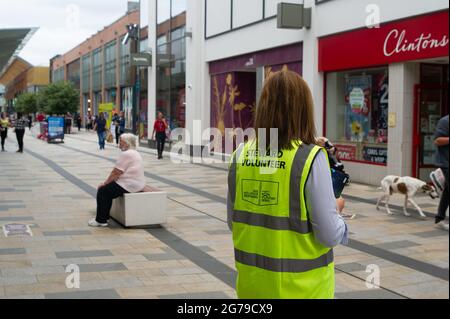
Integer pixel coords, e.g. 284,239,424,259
13,112,29,153
152,112,169,160
0,112,10,152
93,113,107,150
28,115,33,130
76,114,82,132
434,115,449,231
118,112,126,145
36,113,45,123
88,134,146,227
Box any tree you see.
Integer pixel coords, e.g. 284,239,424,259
14,92,39,114
39,82,79,115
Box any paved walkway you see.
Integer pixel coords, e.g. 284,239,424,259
0,130,448,299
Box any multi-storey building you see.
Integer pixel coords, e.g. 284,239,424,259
143,0,449,185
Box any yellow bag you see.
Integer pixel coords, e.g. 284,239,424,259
106,131,114,143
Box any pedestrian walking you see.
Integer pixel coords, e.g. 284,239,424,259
152,112,169,159
28,114,32,130
227,70,348,299
0,112,10,152
434,115,449,231
117,111,126,146
76,113,82,132
93,113,107,150
88,134,145,227
13,112,29,153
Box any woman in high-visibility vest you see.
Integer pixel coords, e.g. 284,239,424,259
227,70,348,299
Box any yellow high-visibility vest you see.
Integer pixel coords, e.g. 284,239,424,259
228,140,335,299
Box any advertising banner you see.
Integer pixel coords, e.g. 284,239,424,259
47,117,64,141
334,144,357,161
345,76,372,142
362,146,388,164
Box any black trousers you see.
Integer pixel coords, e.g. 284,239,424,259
1,129,7,149
156,132,166,157
96,182,129,224
15,129,25,152
115,127,123,145
437,168,449,222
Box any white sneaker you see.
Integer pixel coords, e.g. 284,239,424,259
437,221,449,231
88,219,108,228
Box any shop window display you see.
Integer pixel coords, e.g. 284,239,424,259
326,67,389,165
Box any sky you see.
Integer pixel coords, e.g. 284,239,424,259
0,0,137,67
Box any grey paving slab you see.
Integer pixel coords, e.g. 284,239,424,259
336,262,367,273
0,216,35,222
159,291,231,299
336,289,405,299
205,230,232,236
175,216,213,221
0,248,26,255
43,230,92,236
374,240,421,250
45,289,121,299
144,252,184,261
0,276,38,286
413,230,449,238
55,250,113,259
0,205,27,211
77,263,128,273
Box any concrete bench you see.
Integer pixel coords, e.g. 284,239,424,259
111,186,167,228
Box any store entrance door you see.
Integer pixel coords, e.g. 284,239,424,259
413,84,449,180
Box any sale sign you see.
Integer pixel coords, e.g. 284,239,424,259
335,144,357,161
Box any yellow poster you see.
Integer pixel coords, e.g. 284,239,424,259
99,103,114,129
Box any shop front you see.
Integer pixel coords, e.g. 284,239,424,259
209,43,303,153
319,10,449,185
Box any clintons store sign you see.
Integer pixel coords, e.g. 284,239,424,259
319,11,449,72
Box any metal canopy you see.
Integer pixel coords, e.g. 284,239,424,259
0,28,36,80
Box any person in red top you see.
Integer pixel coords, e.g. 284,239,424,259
152,111,169,160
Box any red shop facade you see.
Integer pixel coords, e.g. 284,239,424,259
319,10,449,184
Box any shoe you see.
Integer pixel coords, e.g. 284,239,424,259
88,219,108,228
340,213,356,220
436,221,449,231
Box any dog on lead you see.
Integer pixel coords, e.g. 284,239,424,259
376,176,439,219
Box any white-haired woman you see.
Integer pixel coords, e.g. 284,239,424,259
89,134,146,227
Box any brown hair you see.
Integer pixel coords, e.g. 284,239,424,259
254,70,317,150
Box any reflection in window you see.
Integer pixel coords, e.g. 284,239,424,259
326,67,389,165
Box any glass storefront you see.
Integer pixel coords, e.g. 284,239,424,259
416,63,449,180
156,0,186,131
81,54,91,94
92,48,102,92
104,41,117,89
326,67,389,165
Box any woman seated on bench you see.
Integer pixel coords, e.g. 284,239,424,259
89,133,146,227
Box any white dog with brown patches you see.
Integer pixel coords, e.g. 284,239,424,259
377,176,439,219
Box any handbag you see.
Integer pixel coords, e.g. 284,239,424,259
430,168,446,196
106,130,114,143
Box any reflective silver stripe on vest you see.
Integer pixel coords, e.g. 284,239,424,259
228,143,245,205
233,210,313,233
235,249,334,273
290,144,316,221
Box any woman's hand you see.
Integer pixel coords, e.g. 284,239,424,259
98,182,106,190
316,137,329,147
336,197,345,213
